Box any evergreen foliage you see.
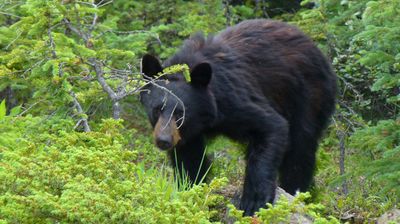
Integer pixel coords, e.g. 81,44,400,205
0,116,227,223
0,0,399,222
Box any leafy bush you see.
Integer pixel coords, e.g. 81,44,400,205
0,116,227,223
350,119,400,197
228,192,340,224
291,0,399,120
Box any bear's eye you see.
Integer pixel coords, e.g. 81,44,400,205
152,106,162,119
174,110,183,119
174,109,184,126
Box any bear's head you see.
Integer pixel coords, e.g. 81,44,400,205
140,54,217,150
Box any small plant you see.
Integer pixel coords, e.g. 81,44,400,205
0,100,5,119
228,192,340,224
162,64,191,82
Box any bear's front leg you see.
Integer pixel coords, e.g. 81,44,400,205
168,136,211,186
239,114,288,216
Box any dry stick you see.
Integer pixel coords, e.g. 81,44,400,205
90,58,144,119
338,128,348,195
89,58,121,119
89,59,118,100
0,11,21,18
333,117,348,195
63,18,89,42
97,0,113,8
11,58,45,77
5,28,21,50
18,100,45,117
89,0,98,33
70,91,91,132
145,79,186,129
162,102,179,131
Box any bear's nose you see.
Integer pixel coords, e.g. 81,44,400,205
156,136,173,150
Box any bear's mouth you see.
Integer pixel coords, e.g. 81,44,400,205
153,116,181,151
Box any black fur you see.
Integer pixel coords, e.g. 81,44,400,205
140,19,337,216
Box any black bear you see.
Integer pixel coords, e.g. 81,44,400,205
140,19,336,216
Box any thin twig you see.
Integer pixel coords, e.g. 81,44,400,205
70,91,91,132
5,28,21,50
63,18,89,42
88,58,118,100
144,77,186,128
88,0,98,33
0,11,21,18
97,0,113,8
18,100,44,116
162,102,178,131
337,128,348,195
11,58,45,78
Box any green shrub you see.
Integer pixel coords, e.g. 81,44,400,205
0,116,227,223
350,119,400,198
228,192,340,224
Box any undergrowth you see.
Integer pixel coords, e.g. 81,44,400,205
0,116,227,223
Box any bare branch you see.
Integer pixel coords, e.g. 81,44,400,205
88,58,118,100
47,27,57,59
112,101,120,120
75,1,92,6
70,91,91,132
5,28,21,50
97,0,113,8
87,58,123,119
11,58,45,78
162,102,178,131
337,128,348,195
63,18,89,42
88,0,98,33
0,11,21,18
18,100,45,117
145,78,186,128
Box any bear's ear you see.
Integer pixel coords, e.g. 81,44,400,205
141,54,163,79
190,62,212,87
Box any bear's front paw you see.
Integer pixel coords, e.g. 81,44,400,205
239,192,274,216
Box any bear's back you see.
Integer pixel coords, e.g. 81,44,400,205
166,19,336,124
216,19,311,52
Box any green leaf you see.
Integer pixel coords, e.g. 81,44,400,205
9,105,22,116
182,65,191,83
0,99,6,119
162,64,190,82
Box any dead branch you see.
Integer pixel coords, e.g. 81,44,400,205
70,91,91,132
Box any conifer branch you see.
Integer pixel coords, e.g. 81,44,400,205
48,26,91,131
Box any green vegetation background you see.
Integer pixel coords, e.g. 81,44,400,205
0,0,399,223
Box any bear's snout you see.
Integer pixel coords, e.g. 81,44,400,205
153,116,182,151
156,135,173,150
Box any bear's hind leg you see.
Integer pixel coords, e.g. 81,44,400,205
279,128,318,194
